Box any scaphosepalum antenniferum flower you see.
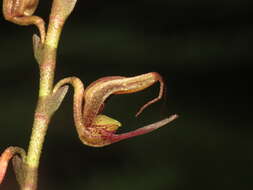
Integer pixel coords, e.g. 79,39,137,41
53,73,178,147
0,0,178,189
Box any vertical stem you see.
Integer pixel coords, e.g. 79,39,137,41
38,11,65,97
25,100,51,168
19,0,77,188
21,7,65,190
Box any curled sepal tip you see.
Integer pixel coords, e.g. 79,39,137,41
0,146,26,184
2,0,46,43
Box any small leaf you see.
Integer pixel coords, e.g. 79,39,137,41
32,34,43,63
46,85,69,116
12,156,25,187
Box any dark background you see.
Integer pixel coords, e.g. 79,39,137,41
0,0,252,189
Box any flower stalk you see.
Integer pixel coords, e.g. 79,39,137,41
1,0,77,189
1,0,177,189
23,1,77,189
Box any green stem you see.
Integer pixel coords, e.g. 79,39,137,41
21,8,65,190
18,0,77,188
